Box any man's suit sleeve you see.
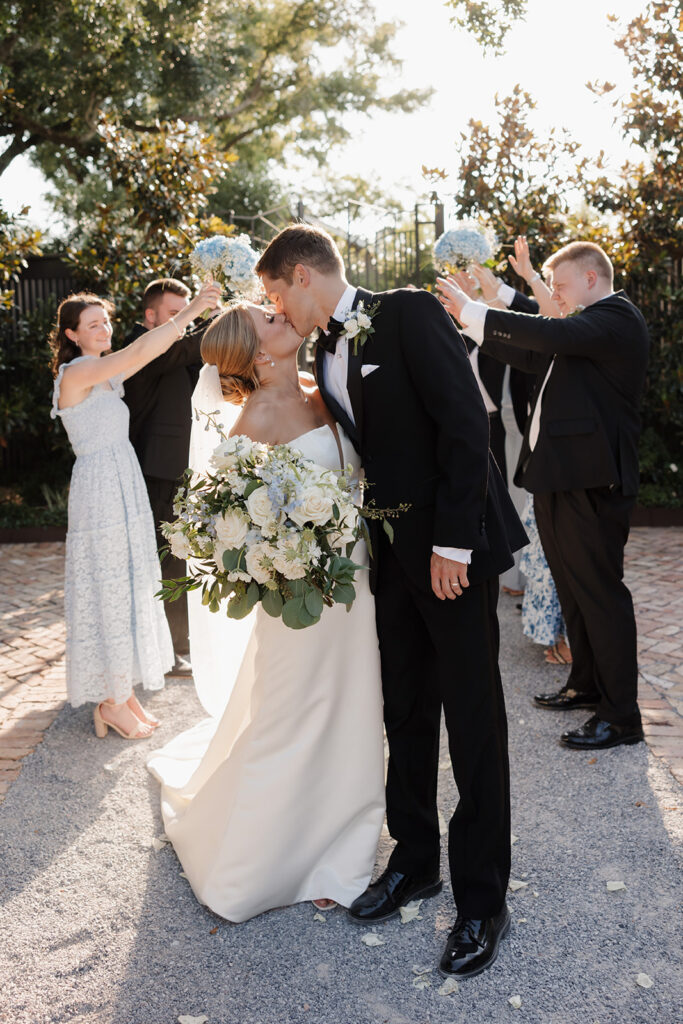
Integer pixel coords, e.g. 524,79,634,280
510,291,539,314
484,301,633,360
400,290,491,550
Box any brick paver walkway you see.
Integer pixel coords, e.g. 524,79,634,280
1,529,682,803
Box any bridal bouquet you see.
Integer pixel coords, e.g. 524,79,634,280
190,233,261,300
433,220,498,272
159,432,366,630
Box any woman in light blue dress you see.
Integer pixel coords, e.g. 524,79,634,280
49,282,220,739
519,494,569,662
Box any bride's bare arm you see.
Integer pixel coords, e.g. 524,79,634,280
58,281,221,407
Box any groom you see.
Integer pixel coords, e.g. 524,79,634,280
256,226,527,979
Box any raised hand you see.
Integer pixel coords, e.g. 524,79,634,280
450,270,479,300
469,264,501,303
190,279,223,316
435,275,470,322
508,236,535,283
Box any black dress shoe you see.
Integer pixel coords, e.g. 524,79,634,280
534,685,599,711
439,904,511,979
561,713,644,750
347,867,442,923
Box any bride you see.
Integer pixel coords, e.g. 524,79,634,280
147,303,385,922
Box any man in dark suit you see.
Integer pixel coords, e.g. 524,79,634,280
123,278,206,671
257,225,527,980
438,242,649,751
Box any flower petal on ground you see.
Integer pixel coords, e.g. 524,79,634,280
313,913,326,922
508,995,522,1009
178,1017,209,1024
606,881,626,891
151,836,169,852
361,932,385,947
412,976,431,990
438,810,448,836
399,900,423,923
412,965,432,976
636,973,654,988
509,879,529,892
438,977,459,995
511,833,519,845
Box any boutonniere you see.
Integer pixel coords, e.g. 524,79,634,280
341,300,380,356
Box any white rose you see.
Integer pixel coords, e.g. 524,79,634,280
169,531,193,560
344,317,360,338
273,535,306,580
356,311,371,329
245,541,277,584
246,485,278,531
289,486,335,528
214,510,249,550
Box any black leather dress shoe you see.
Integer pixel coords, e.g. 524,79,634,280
534,685,599,710
347,868,442,923
561,713,644,750
439,904,511,979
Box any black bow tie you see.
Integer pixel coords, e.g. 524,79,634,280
317,317,345,354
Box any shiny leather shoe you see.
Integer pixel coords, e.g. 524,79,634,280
534,685,599,710
561,713,644,750
347,868,442,923
439,904,511,979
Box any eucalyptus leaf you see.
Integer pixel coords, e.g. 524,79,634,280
382,519,395,543
222,547,242,572
262,588,284,617
332,582,356,604
304,588,324,618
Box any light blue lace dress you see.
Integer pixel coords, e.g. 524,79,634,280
51,356,173,706
519,494,566,647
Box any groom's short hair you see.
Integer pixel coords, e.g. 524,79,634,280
543,242,613,286
256,224,344,282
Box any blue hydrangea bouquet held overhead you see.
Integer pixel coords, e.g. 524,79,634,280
190,233,262,302
158,428,367,630
433,220,499,274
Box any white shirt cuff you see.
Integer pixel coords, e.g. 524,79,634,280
496,282,516,307
433,546,472,564
460,300,487,345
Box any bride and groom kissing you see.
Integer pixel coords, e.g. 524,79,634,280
147,224,527,981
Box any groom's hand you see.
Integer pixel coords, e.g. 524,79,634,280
431,553,469,600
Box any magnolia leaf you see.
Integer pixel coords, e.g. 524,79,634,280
399,900,423,923
606,880,626,892
438,977,459,996
509,879,529,892
261,588,284,617
361,932,385,947
509,995,522,1009
636,973,654,989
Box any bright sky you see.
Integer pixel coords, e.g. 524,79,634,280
0,0,645,233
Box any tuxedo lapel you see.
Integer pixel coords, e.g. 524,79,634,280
346,287,372,440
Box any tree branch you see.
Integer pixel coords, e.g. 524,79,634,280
0,132,39,177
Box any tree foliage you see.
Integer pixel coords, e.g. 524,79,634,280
453,86,580,268
444,0,527,54
0,0,429,180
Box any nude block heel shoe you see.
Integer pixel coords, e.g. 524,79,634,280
93,703,152,740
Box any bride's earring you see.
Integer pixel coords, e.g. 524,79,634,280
269,359,275,367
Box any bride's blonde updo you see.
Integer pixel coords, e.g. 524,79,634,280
200,303,261,405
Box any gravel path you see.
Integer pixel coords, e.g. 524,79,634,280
1,598,681,1024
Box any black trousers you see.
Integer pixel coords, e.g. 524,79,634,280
145,475,189,656
534,487,640,727
374,532,510,919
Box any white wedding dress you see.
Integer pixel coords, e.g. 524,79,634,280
147,413,385,922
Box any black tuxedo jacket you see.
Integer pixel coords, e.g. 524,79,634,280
123,322,204,482
315,287,527,592
480,291,650,496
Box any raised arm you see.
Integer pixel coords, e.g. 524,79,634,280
58,281,221,408
508,236,562,317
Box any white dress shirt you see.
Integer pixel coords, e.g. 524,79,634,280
322,285,471,566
